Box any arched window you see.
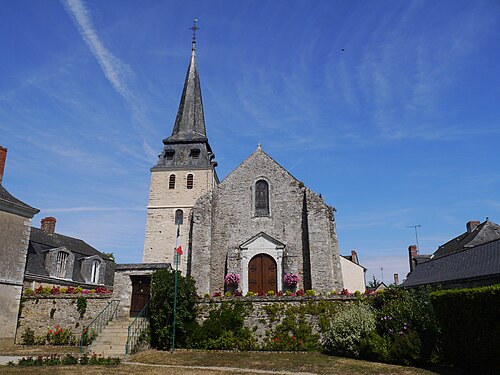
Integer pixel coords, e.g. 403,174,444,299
169,174,176,189
175,209,183,225
255,180,269,216
90,260,101,283
187,174,194,189
56,251,69,278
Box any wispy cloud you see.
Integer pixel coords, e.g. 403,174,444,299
61,0,154,160
44,206,143,213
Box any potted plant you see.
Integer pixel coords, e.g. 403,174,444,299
283,273,299,292
224,273,240,294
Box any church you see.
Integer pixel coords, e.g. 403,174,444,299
142,30,365,295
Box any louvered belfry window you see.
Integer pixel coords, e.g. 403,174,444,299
169,174,176,189
255,180,269,216
187,174,194,189
56,251,69,278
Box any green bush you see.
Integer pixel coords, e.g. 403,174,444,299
264,310,321,352
370,286,441,364
323,302,376,358
21,328,36,345
149,269,198,350
187,301,256,350
430,284,500,373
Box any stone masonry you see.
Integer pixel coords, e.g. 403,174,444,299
189,147,344,295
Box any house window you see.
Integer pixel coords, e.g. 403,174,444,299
255,180,269,216
190,149,200,159
90,260,101,283
187,174,194,189
175,209,183,225
164,150,175,160
169,174,176,189
56,251,69,278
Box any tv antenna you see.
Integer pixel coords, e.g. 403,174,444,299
407,224,421,253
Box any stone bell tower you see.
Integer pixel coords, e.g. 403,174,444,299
143,21,218,273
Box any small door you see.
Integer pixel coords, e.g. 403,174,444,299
248,254,277,293
130,276,151,317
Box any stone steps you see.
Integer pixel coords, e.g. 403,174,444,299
88,318,131,357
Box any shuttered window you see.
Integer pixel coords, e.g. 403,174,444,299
187,174,194,189
169,174,176,189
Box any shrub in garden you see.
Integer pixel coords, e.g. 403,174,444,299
149,269,198,350
430,284,500,373
263,303,322,352
323,302,376,358
370,286,440,365
187,301,256,350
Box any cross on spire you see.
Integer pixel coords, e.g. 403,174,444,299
190,18,199,51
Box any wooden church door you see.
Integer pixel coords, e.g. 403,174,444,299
248,254,277,293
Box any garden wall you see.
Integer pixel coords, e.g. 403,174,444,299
196,295,357,344
16,295,114,343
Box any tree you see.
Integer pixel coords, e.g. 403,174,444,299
367,275,381,289
149,269,198,350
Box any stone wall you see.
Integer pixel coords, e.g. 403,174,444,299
0,211,33,347
16,295,114,343
196,295,357,343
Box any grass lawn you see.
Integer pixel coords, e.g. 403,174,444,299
0,348,453,374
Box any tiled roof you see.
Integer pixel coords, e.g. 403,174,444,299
0,184,39,217
401,238,500,287
433,220,500,258
29,227,111,259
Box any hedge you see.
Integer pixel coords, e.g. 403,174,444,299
430,284,500,373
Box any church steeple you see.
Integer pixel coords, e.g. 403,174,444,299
164,19,206,143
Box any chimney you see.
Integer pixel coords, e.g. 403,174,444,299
394,273,399,286
350,250,359,264
41,217,57,235
466,221,480,233
0,146,7,184
408,245,417,272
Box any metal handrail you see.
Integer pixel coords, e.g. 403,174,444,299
80,299,120,353
125,302,150,355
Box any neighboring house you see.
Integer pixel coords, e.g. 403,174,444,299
340,251,366,292
402,220,500,288
24,216,115,289
366,282,388,293
0,146,39,346
142,37,366,296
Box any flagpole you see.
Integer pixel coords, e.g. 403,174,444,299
171,223,180,352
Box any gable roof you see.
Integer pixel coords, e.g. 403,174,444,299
433,220,500,259
221,145,300,186
401,238,500,287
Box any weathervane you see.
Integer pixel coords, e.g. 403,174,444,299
190,18,199,50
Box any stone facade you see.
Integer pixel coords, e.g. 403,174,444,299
16,295,112,343
143,168,216,273
0,149,39,347
189,147,344,295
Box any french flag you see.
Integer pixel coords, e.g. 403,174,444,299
175,226,183,255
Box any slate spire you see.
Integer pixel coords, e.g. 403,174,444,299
164,19,207,143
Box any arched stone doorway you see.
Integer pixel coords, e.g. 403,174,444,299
248,253,277,293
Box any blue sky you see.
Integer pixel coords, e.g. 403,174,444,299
1,0,499,285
